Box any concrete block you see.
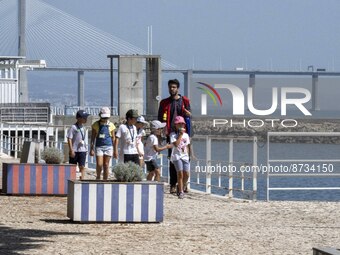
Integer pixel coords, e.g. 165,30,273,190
119,57,132,72
20,141,36,163
131,58,143,73
35,141,44,163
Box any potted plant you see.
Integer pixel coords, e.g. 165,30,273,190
2,147,76,195
67,162,164,223
41,147,64,164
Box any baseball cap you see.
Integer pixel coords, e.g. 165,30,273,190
137,116,148,124
126,109,139,119
76,110,90,119
174,116,185,125
150,120,166,129
99,107,111,118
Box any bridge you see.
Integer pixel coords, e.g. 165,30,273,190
0,0,339,118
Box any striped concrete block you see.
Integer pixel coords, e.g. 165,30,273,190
2,163,76,195
67,181,164,222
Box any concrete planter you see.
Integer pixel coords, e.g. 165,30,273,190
67,180,164,223
2,163,76,195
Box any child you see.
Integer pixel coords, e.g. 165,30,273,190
136,116,148,167
67,110,90,180
90,107,115,180
114,109,140,165
144,120,172,181
170,116,191,199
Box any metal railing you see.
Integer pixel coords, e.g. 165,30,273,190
51,106,118,116
1,123,68,157
190,135,258,200
0,122,259,200
0,105,49,123
267,132,340,201
0,122,91,164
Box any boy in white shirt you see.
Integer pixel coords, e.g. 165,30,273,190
67,110,90,180
170,116,191,199
144,120,171,181
114,109,140,165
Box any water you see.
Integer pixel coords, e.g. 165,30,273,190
185,140,340,201
85,136,340,201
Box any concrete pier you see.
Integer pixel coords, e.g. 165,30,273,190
0,154,339,254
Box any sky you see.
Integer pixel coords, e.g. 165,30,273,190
1,0,339,113
42,0,340,71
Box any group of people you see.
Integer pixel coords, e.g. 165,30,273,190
66,79,192,199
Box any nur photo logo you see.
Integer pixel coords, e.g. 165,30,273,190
195,81,313,128
196,82,223,115
195,81,312,117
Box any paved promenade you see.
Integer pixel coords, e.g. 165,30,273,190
0,154,339,254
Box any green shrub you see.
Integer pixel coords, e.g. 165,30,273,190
41,147,64,164
112,162,144,182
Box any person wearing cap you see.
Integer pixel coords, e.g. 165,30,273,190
90,107,116,180
136,116,148,167
67,110,90,180
158,79,192,194
144,120,172,181
170,116,191,199
113,109,140,165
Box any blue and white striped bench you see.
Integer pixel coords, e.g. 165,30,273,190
67,180,164,222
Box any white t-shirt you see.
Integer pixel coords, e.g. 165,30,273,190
115,124,138,155
144,134,159,161
136,128,146,154
67,124,87,152
170,132,190,161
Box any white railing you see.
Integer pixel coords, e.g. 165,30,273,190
267,132,340,201
0,122,259,200
0,122,91,164
50,106,118,116
189,135,258,200
0,105,49,123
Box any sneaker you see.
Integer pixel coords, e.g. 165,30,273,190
183,183,189,193
170,186,177,194
178,192,184,199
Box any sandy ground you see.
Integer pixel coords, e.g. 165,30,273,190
0,154,339,255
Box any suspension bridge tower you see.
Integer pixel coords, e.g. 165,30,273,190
18,0,28,102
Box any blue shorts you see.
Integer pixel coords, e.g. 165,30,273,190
172,159,190,172
69,152,87,167
124,154,140,165
145,159,159,172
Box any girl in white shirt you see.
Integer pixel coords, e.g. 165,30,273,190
170,116,191,199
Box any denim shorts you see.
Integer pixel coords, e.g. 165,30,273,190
172,158,190,172
95,145,113,157
145,159,159,172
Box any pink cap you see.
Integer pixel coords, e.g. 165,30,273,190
174,116,185,125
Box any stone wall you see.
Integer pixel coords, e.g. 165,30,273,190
191,117,340,144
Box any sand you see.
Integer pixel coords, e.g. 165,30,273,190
0,154,339,255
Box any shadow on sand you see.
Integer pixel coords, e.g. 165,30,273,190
0,224,86,254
